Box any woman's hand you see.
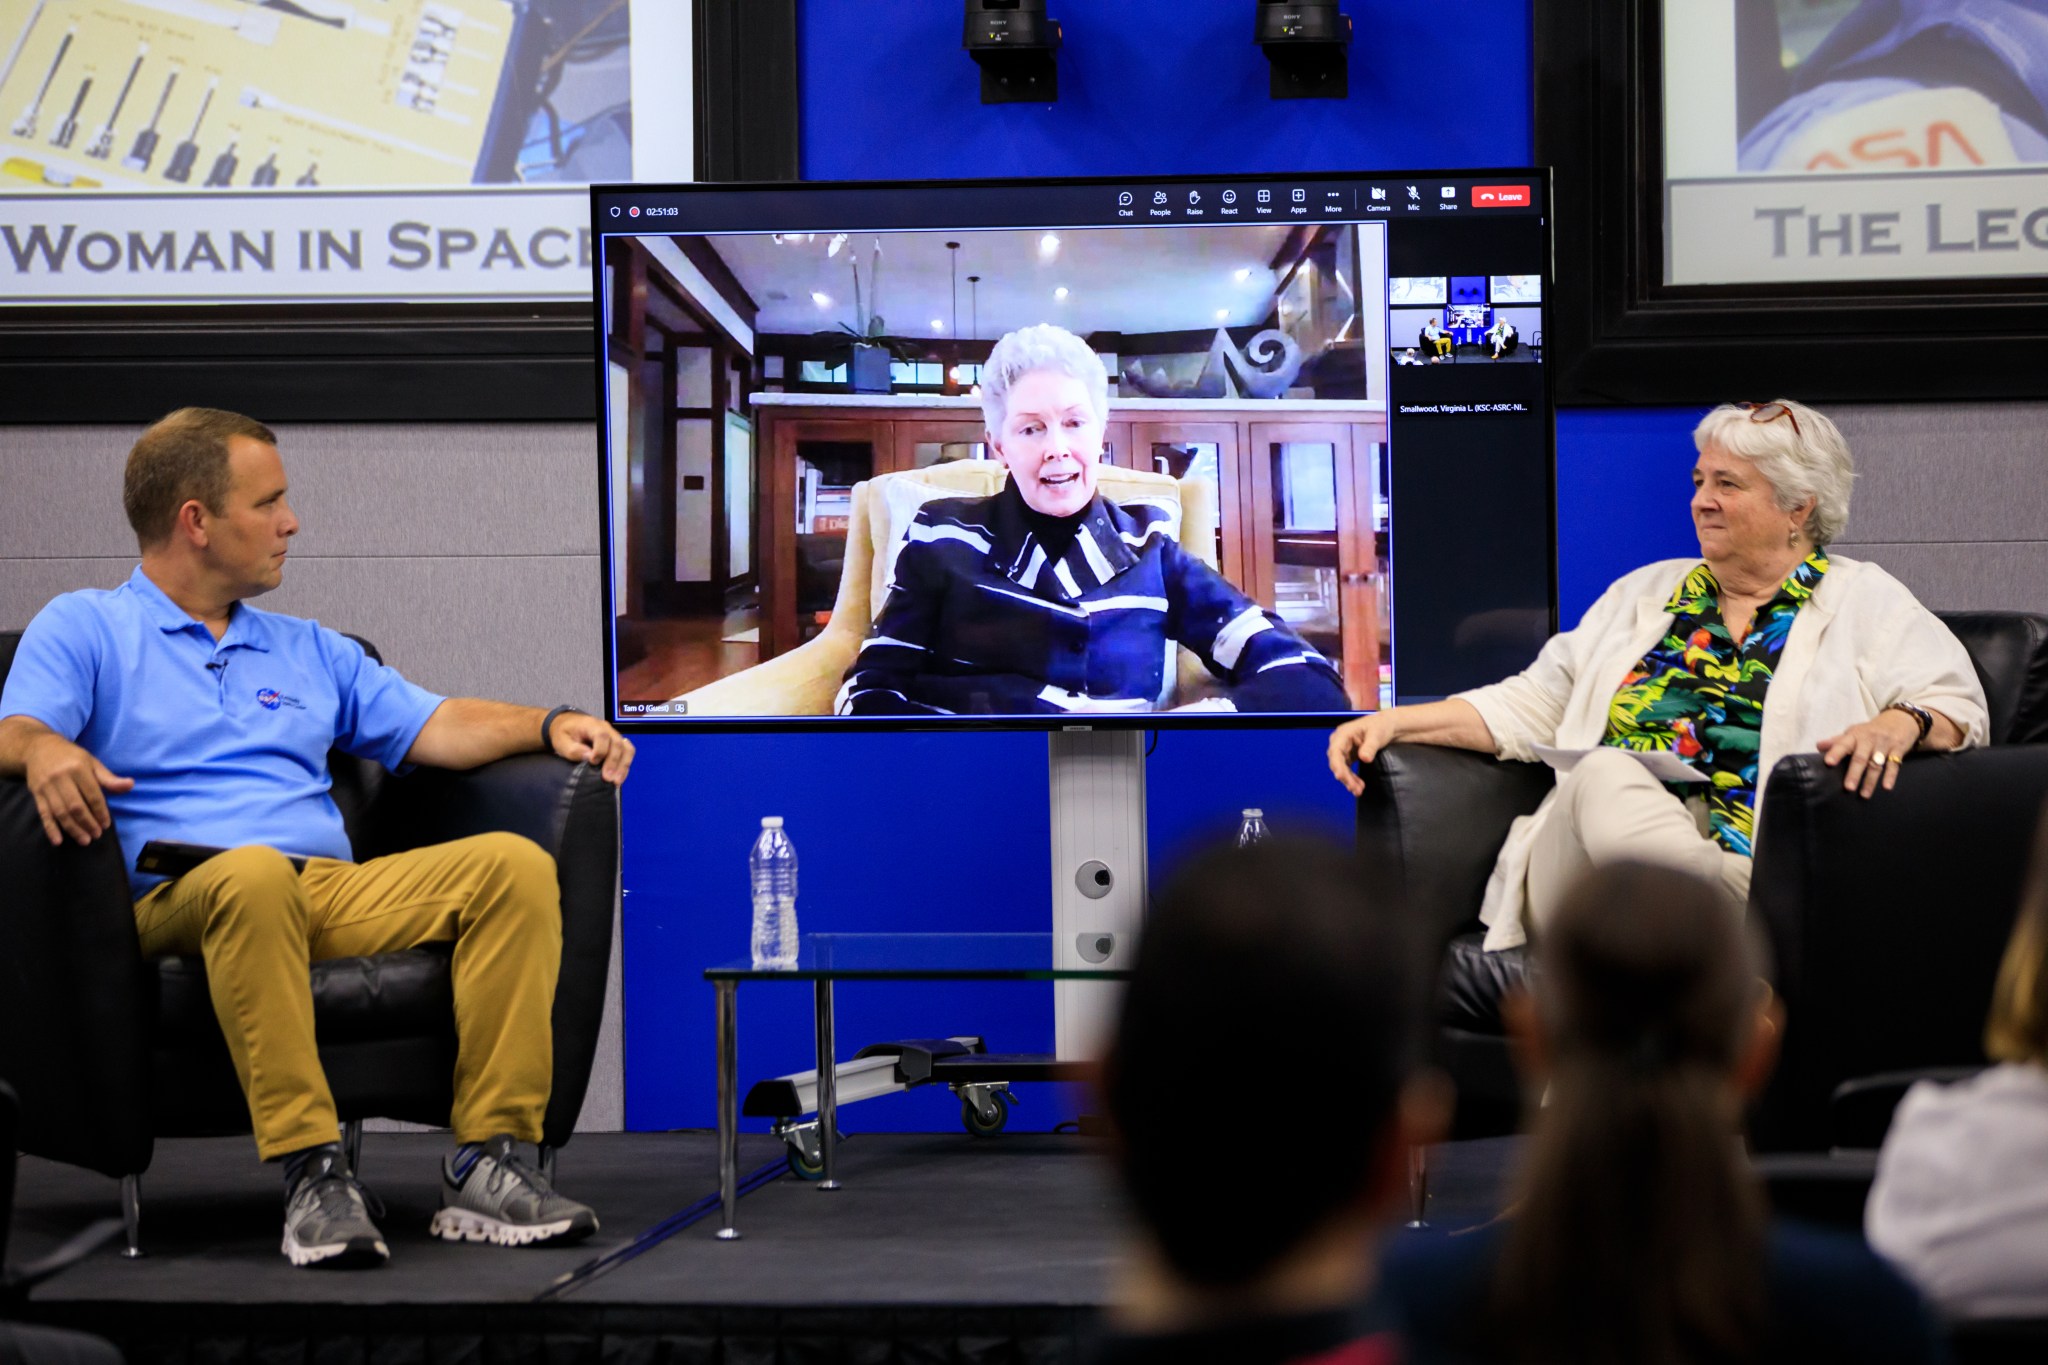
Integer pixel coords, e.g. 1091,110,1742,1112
1326,699,1498,796
1328,711,1403,796
1816,709,1924,798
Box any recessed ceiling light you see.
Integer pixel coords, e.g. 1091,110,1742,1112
1055,286,1069,300
827,233,848,257
1215,309,1229,321
931,319,945,332
1235,268,1253,283
812,291,832,308
1040,233,1061,258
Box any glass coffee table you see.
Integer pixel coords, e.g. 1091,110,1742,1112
703,932,1129,1239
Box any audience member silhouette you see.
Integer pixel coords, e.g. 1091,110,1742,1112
1386,861,1944,1365
1091,837,1448,1364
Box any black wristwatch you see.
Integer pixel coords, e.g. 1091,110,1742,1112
1884,700,1934,750
540,705,584,753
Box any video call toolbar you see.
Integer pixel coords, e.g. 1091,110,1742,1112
593,175,1545,235
1109,180,1536,223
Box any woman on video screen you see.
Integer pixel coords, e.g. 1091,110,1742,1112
837,324,1350,717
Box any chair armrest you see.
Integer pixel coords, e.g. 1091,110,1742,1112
352,755,619,1147
1749,745,2048,1151
1353,744,1553,947
678,628,861,717
0,780,155,1178
1831,1066,1986,1151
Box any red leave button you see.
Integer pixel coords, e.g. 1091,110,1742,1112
1472,184,1531,207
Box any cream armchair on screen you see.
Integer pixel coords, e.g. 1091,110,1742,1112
679,460,1222,716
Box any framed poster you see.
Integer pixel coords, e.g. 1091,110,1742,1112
0,0,803,421
1537,0,2048,404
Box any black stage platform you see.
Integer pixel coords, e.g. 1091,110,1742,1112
9,1132,1519,1362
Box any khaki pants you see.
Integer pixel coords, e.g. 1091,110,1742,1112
133,832,561,1160
1525,747,1753,940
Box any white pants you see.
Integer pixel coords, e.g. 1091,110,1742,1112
1524,747,1753,939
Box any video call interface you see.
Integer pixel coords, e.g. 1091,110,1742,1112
591,173,1552,729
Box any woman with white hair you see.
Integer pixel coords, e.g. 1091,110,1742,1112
838,323,1349,716
1327,400,1988,948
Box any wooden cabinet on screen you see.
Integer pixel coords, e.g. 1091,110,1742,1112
752,394,1388,708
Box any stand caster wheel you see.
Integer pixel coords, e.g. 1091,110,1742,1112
777,1119,839,1179
960,1086,1010,1137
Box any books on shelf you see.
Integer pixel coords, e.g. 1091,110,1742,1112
797,463,854,535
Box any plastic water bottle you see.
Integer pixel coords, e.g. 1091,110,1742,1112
749,816,799,969
1238,808,1268,847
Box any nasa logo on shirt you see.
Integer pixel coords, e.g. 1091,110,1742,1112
255,688,305,711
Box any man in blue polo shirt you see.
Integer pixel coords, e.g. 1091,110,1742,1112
0,408,636,1271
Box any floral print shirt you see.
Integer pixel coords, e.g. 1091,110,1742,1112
1602,551,1830,857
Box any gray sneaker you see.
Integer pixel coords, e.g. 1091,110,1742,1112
282,1150,389,1268
430,1135,598,1248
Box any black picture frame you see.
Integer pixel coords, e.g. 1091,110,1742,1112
1535,0,2048,406
0,0,799,425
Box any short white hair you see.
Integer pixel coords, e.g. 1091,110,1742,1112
1692,399,1855,546
979,323,1109,435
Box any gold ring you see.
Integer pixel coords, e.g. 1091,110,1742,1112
1872,751,1889,766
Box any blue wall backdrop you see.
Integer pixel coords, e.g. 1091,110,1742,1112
622,1,1701,1131
1554,407,1710,621
799,2,1533,181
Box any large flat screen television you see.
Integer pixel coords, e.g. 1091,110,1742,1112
589,170,1553,731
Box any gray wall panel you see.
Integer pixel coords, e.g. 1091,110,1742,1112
257,556,603,709
0,423,599,560
0,427,131,558
1832,542,2048,614
0,560,135,626
1830,403,2048,545
275,422,600,558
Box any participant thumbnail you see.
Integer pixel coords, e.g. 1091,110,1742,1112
1389,272,1540,366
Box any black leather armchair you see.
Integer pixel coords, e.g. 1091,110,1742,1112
1354,610,2048,1147
0,631,619,1252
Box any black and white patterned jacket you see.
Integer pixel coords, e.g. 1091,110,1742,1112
837,480,1351,716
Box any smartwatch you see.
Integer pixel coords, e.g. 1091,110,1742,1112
540,705,585,753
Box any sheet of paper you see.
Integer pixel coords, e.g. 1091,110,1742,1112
1532,744,1712,785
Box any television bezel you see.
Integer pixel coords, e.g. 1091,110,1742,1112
588,167,1557,734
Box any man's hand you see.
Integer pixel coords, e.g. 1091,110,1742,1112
23,731,134,846
1816,709,1924,799
1327,711,1402,796
548,711,635,785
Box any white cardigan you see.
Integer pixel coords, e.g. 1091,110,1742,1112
1455,556,1989,951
